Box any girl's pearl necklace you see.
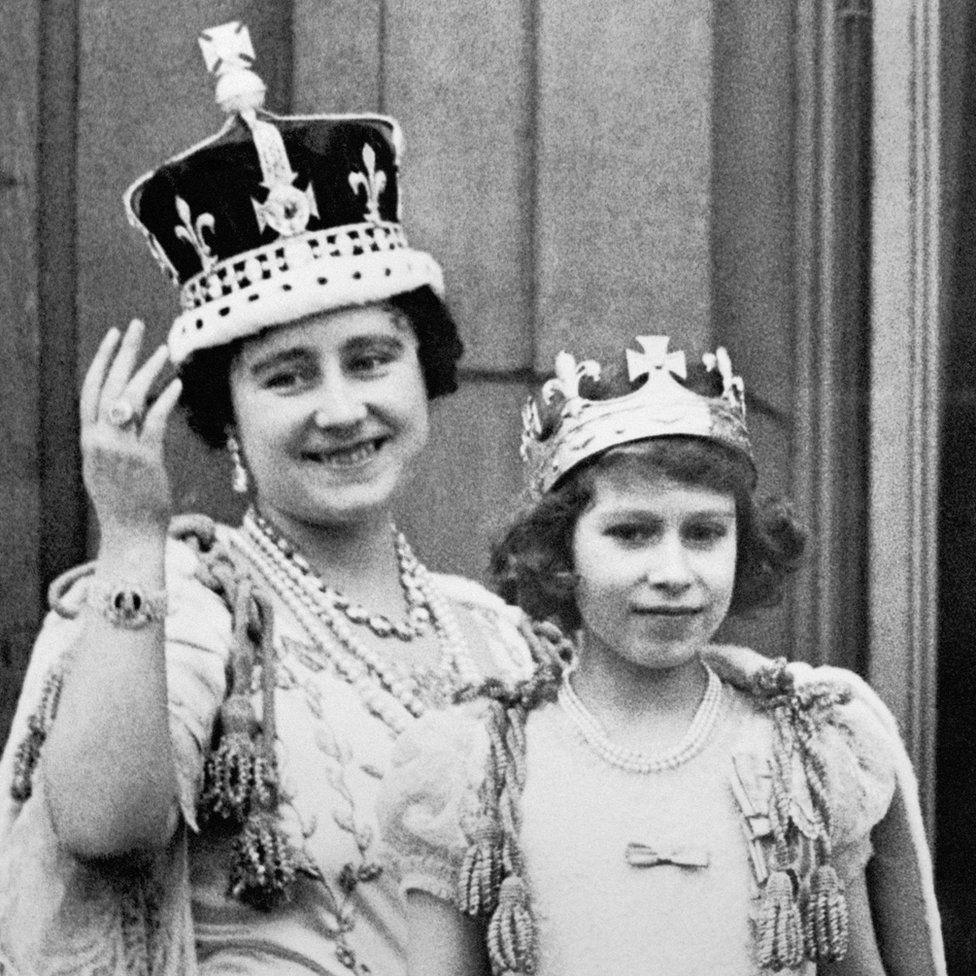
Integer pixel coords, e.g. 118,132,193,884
559,664,725,773
236,511,479,735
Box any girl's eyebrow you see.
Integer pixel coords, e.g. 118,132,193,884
597,507,735,520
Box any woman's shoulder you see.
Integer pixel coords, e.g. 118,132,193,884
378,700,495,898
431,572,534,680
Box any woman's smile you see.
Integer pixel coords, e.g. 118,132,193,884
229,304,430,527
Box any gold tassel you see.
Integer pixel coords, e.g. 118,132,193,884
486,875,536,975
457,825,503,916
199,692,276,823
756,868,804,971
803,864,849,962
228,810,319,910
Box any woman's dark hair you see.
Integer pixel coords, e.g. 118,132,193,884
490,435,807,633
178,285,463,448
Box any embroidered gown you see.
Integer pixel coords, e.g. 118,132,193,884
378,648,943,976
0,529,532,976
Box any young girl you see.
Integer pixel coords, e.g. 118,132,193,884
379,337,945,975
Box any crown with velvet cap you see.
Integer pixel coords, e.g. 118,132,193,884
521,336,754,494
123,21,444,365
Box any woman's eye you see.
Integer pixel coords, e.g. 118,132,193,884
263,370,302,390
348,350,396,375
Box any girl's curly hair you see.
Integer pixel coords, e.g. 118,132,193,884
178,285,463,449
490,436,807,634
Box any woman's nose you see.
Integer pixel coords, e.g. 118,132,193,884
312,380,369,430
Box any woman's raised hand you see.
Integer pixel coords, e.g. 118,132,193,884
80,319,182,537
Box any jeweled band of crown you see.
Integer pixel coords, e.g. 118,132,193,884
520,336,753,494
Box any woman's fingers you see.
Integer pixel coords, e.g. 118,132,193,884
99,319,145,412
123,344,170,416
141,377,182,442
80,327,121,425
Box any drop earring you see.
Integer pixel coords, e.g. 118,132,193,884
227,434,249,494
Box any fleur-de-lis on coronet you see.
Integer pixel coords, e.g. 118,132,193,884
702,347,746,414
348,144,386,224
174,196,217,272
542,352,602,417
626,336,687,384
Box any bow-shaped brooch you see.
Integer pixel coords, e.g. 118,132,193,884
624,843,710,869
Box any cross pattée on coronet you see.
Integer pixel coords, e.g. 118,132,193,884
520,335,753,495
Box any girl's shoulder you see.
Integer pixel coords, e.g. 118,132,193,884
708,645,900,851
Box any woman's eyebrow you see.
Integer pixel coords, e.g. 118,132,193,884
248,347,312,373
341,334,406,355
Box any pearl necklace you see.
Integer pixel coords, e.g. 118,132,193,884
249,509,432,640
559,664,725,773
236,513,479,734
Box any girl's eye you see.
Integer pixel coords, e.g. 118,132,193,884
606,524,658,545
683,521,730,546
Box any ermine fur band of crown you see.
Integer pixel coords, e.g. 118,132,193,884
520,336,753,494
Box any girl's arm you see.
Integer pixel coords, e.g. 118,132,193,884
406,891,490,976
42,321,184,860
819,870,887,976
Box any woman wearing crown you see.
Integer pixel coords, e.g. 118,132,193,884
379,338,946,975
0,22,531,976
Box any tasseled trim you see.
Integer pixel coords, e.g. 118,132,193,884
751,657,852,969
756,868,805,970
486,876,537,976
803,862,849,962
454,624,567,976
228,809,319,910
458,821,504,916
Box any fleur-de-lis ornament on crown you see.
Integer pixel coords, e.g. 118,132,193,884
703,346,746,415
174,196,217,273
541,351,602,417
349,144,387,224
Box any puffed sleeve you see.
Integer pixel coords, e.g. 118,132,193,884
378,700,492,903
813,674,900,876
162,536,234,829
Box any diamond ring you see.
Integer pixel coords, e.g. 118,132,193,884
107,398,137,428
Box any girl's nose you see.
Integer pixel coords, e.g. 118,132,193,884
312,379,369,430
643,535,694,595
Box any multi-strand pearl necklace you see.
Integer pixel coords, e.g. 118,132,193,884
236,510,479,734
559,664,725,773
249,510,432,640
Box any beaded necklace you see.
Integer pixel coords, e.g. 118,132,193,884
559,663,724,773
249,509,432,640
236,509,479,734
